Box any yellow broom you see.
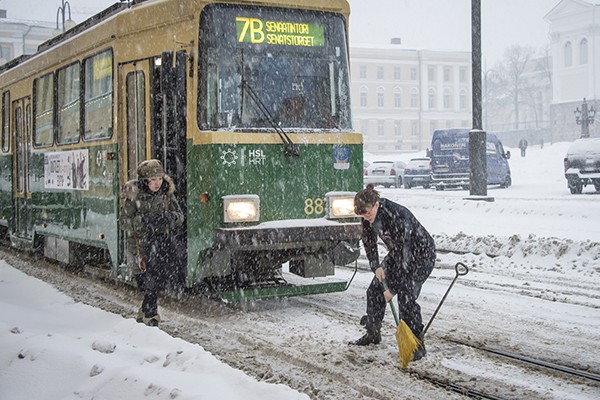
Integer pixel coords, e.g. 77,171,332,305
385,263,470,368
383,281,421,368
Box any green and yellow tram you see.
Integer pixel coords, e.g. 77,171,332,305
0,0,363,300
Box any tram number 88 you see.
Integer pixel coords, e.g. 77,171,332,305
304,198,325,215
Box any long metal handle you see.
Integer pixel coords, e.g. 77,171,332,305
422,262,469,338
382,281,400,325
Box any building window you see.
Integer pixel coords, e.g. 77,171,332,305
428,67,435,81
430,120,437,132
377,66,384,79
443,89,452,109
377,87,385,107
361,120,368,135
359,65,367,79
411,121,418,136
0,43,12,63
360,86,368,107
394,121,401,136
564,41,572,67
394,67,401,80
377,120,385,136
444,67,451,82
459,67,467,83
460,90,467,110
410,68,417,80
411,89,418,108
446,120,453,128
360,93,367,107
428,89,436,109
394,87,402,108
580,38,588,64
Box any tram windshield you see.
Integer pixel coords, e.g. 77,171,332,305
199,4,352,131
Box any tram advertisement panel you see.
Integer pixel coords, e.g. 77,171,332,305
44,150,89,190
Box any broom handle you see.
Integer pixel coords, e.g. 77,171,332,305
382,281,400,325
422,262,469,338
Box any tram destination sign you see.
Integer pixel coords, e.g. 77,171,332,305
236,17,325,47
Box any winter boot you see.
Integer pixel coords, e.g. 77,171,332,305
143,314,161,327
350,323,381,346
135,308,144,324
359,315,368,326
412,341,427,361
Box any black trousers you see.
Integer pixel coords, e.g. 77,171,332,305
364,255,434,338
136,272,160,318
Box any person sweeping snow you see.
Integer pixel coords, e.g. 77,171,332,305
350,183,435,362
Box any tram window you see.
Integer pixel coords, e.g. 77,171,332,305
126,70,147,176
33,73,54,147
1,91,8,152
57,62,81,145
83,49,113,141
198,5,352,131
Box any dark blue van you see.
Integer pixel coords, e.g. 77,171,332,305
429,128,511,190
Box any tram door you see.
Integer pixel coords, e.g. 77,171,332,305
12,97,32,239
118,61,152,271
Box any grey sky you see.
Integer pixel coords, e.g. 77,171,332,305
2,0,560,65
347,0,560,65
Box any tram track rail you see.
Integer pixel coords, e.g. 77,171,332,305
2,240,600,399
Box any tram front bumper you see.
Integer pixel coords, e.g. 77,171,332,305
215,219,361,251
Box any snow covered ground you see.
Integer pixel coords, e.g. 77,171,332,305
1,141,599,399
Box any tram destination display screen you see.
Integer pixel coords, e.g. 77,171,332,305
199,4,352,131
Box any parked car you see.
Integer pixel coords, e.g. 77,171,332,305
404,158,432,189
563,137,600,194
363,160,406,188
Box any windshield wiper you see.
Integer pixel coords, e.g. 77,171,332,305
242,80,300,157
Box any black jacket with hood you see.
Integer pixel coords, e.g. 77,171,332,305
361,198,435,293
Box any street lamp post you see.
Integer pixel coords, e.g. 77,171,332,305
574,98,596,138
55,0,76,35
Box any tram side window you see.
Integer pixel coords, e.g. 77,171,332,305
57,62,81,145
33,74,54,147
1,91,9,152
83,49,113,140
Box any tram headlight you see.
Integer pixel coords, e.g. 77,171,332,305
326,192,357,219
223,194,260,223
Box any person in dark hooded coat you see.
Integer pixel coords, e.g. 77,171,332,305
350,184,435,361
121,159,184,327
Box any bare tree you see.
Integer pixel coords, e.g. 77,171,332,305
495,45,536,129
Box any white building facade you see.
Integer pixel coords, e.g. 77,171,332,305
350,44,472,155
545,0,600,140
0,10,55,66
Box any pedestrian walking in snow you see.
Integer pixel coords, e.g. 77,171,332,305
121,159,184,327
350,184,435,361
519,138,528,157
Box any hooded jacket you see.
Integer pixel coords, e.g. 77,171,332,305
121,174,184,261
362,198,435,283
